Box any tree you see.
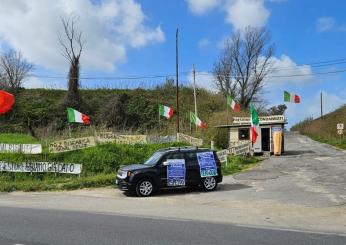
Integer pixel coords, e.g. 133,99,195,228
213,27,274,109
58,15,85,110
0,49,33,90
267,104,287,115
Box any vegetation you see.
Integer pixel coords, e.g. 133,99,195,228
0,131,260,192
291,105,346,149
221,156,260,176
0,139,186,192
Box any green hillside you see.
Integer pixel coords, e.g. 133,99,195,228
291,105,346,149
0,84,249,146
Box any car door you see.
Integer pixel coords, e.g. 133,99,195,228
184,151,201,185
158,152,185,188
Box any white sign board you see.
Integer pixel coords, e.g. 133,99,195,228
49,137,96,153
337,123,344,130
216,149,229,164
337,129,343,135
177,133,203,147
0,144,42,154
0,161,82,174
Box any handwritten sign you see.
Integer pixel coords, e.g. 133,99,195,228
147,135,177,144
0,161,82,174
97,132,118,143
177,133,203,147
49,137,96,153
230,142,251,156
337,123,344,130
167,159,186,186
115,135,147,144
216,149,229,164
197,151,218,177
0,143,42,154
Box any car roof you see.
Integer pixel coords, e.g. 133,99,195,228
156,147,212,154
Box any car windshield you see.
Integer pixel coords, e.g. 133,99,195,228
143,151,165,166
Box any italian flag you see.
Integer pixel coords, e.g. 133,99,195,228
190,111,206,128
227,95,241,112
284,91,300,103
67,108,90,125
159,104,174,119
250,104,259,144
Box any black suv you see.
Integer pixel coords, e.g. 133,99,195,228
116,147,223,197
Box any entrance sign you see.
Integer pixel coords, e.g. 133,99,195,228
0,143,42,154
167,159,186,186
0,161,82,174
337,123,344,130
49,137,96,153
197,151,218,177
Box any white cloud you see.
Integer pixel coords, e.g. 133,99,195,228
185,0,221,15
187,71,217,91
265,55,313,87
0,0,165,73
186,0,274,31
316,17,335,32
198,38,211,49
225,0,270,31
316,16,346,32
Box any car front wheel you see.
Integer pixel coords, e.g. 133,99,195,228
136,179,154,197
202,177,217,191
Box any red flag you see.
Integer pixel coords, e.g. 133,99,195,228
0,90,15,115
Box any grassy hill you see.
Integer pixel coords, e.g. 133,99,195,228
291,105,346,149
0,84,249,147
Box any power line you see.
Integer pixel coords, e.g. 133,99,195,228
28,57,346,81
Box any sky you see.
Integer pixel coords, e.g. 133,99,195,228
0,0,346,128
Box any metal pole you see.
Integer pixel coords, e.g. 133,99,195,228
193,64,198,132
320,92,323,119
176,28,180,133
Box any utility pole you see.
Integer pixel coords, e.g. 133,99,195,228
321,91,323,119
192,64,198,132
176,28,180,133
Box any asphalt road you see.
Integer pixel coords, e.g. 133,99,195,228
0,206,345,245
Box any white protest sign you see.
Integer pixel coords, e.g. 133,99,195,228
0,161,82,174
337,123,344,130
177,133,203,147
216,149,229,164
0,144,42,154
49,137,96,153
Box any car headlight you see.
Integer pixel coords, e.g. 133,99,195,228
117,170,128,179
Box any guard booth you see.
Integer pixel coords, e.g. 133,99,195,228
216,115,287,154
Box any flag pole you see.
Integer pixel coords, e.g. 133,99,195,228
193,64,198,133
158,106,160,131
68,123,72,138
226,97,229,124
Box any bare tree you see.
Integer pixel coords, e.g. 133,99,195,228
213,27,274,109
0,49,33,90
58,15,85,109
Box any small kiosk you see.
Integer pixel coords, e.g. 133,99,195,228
216,115,287,154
